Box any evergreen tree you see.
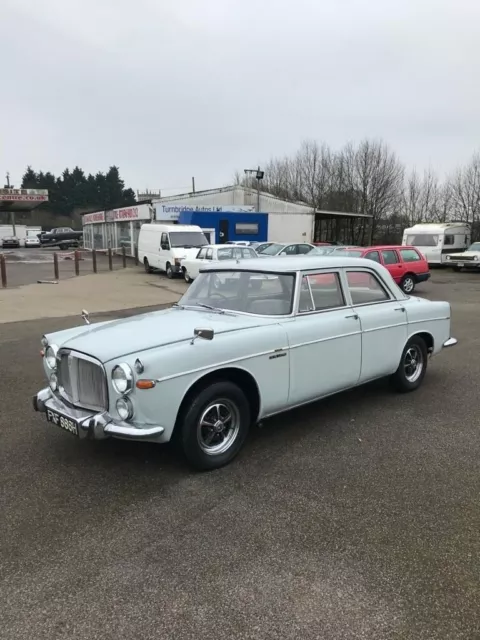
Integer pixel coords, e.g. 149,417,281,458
20,165,136,216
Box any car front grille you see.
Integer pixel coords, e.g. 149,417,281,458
454,255,475,261
57,350,107,412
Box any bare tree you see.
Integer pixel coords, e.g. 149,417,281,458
447,153,480,237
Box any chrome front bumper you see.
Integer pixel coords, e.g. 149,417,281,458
33,387,165,441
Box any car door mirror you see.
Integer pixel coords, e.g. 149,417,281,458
191,327,215,344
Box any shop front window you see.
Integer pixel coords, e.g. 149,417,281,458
117,222,132,255
93,225,104,250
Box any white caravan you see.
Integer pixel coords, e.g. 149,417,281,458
402,222,471,265
138,224,209,278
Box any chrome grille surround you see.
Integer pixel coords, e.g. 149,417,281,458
56,349,108,412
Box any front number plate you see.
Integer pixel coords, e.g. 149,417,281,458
458,263,464,268
46,408,79,437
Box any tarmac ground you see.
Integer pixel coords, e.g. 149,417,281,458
1,267,479,639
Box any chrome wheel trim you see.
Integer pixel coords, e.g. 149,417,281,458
197,399,240,455
403,277,414,293
404,345,424,382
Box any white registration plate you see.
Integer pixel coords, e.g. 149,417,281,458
46,408,79,436
457,262,464,268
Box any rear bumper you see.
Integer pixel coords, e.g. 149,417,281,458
443,337,457,348
33,387,165,441
415,272,431,283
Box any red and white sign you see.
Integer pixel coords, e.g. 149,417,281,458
0,188,48,203
83,204,151,225
83,211,105,224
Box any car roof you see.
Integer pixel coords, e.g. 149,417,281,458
337,245,419,251
200,255,387,273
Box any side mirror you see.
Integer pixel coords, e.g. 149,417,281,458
191,327,214,345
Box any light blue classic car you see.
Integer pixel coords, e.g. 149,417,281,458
34,256,456,470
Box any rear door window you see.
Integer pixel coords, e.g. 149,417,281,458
381,250,400,265
297,244,313,254
400,249,421,263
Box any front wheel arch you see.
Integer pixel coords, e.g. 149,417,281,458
174,367,261,435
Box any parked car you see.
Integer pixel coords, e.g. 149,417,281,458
39,227,83,249
34,256,456,470
332,245,430,293
138,223,209,278
1,236,20,248
256,242,316,257
25,236,41,248
445,242,480,271
181,244,258,282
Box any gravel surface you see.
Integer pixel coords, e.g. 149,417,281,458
1,271,480,639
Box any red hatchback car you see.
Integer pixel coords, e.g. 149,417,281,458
334,245,430,293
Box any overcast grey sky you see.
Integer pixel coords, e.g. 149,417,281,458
2,0,480,194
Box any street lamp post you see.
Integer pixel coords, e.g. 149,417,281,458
244,167,264,212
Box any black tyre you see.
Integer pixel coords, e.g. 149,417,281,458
166,262,174,279
177,381,251,470
400,274,416,294
144,258,152,273
183,267,192,283
391,336,428,392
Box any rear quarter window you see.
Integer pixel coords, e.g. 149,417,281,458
400,249,422,262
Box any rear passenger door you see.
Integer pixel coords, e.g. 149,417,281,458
286,270,362,405
344,269,407,382
381,249,404,283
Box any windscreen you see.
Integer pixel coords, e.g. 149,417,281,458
258,243,284,255
179,270,295,315
405,234,440,247
169,232,209,248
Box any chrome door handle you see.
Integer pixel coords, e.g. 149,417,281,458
345,314,359,320
394,307,406,312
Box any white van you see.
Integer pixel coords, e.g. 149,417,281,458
402,222,471,265
138,224,209,278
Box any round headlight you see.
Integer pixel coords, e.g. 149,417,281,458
474,255,478,261
116,396,134,421
45,345,58,370
111,363,133,394
446,255,451,260
49,373,58,391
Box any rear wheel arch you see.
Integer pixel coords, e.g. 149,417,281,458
405,331,434,354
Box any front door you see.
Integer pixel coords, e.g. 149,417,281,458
219,219,229,244
345,269,407,382
286,271,362,405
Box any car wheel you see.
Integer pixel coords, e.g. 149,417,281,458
391,336,428,393
144,258,152,273
400,274,416,294
178,381,251,470
166,262,174,279
183,268,192,283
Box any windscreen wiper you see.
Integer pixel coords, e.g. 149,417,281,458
195,303,225,314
